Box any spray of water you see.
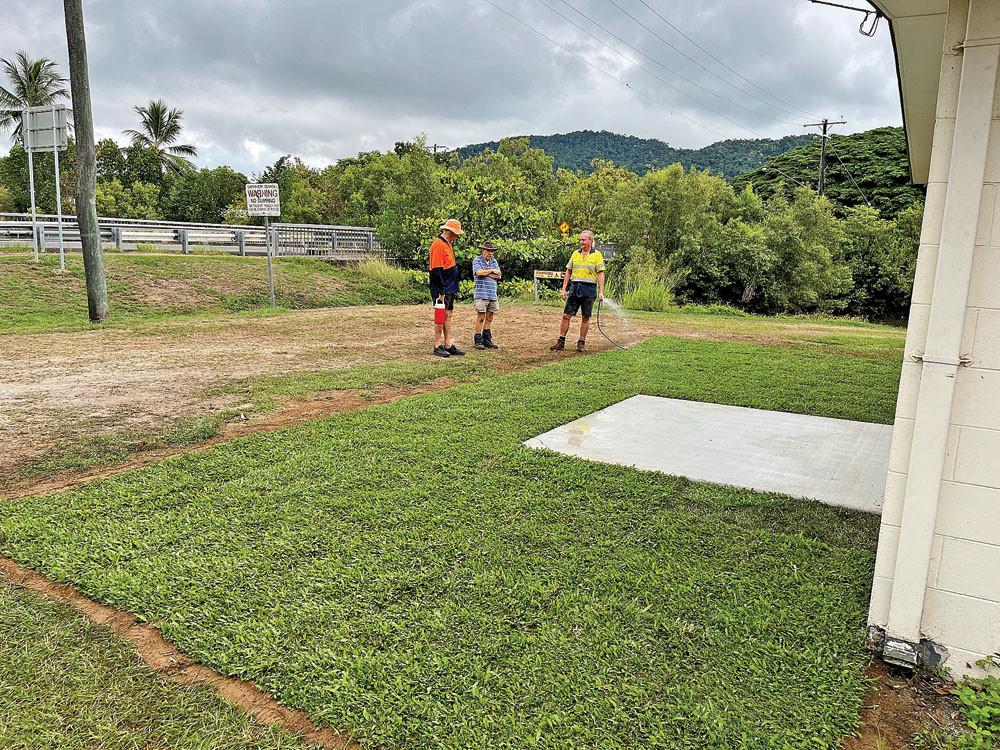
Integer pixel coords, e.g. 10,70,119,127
596,297,639,350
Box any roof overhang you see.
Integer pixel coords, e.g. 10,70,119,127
868,0,949,184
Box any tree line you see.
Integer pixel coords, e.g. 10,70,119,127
0,51,923,320
457,130,817,181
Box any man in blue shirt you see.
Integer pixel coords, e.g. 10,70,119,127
472,240,502,350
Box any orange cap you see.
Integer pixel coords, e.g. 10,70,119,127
439,219,464,235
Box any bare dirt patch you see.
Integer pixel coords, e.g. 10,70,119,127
0,556,359,749
844,660,965,749
0,303,900,497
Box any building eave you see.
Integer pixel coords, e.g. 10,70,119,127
868,0,949,184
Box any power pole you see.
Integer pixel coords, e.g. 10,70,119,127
431,144,447,155
804,118,846,196
63,0,109,322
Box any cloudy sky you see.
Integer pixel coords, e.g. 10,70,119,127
2,0,899,175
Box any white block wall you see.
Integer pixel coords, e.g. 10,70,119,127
869,0,1000,679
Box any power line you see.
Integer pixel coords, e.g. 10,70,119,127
532,0,765,136
478,0,727,138
546,0,802,128
828,140,872,208
632,0,822,120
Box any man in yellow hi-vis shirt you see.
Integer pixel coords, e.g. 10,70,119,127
550,230,605,353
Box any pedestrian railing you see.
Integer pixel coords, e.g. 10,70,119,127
0,212,386,261
273,223,385,259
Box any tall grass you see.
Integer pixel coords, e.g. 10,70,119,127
357,256,410,288
607,246,681,312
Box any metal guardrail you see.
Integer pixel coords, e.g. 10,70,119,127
0,212,385,261
274,222,385,259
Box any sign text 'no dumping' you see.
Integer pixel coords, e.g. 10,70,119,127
246,183,280,216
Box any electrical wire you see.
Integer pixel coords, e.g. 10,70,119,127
545,0,801,129
478,0,728,139
828,141,872,208
632,0,819,118
531,0,765,136
600,0,820,125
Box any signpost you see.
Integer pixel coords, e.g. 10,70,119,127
246,183,280,308
24,105,70,266
533,269,564,303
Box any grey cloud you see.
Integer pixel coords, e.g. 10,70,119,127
1,0,902,174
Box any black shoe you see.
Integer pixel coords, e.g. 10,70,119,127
474,340,486,350
446,345,466,356
483,339,499,349
550,339,565,351
433,345,451,358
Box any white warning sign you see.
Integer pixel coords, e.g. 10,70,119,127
245,183,280,216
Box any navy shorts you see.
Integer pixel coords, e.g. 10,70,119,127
564,294,595,318
431,293,455,311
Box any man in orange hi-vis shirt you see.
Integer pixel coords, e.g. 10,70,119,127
429,218,466,358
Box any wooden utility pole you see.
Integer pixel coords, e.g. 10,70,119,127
804,118,847,196
63,0,109,322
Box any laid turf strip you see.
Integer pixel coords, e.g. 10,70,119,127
0,581,306,749
1,337,900,749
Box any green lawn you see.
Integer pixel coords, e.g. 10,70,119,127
1,336,900,748
0,253,426,334
0,581,307,749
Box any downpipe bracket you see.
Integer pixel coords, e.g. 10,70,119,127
908,352,974,367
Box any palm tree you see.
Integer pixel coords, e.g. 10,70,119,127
122,99,198,175
0,51,70,143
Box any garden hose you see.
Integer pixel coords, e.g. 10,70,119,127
596,298,629,350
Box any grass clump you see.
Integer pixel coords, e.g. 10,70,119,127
356,256,410,288
607,247,679,312
0,581,307,749
1,336,898,748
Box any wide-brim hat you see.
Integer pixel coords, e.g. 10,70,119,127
439,218,464,235
480,241,498,252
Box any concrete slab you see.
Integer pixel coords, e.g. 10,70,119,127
525,395,892,513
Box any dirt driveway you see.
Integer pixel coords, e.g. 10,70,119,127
0,302,899,496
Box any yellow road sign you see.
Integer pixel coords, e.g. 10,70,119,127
559,221,569,236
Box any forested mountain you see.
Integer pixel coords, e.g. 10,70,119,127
454,130,816,180
732,126,924,217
